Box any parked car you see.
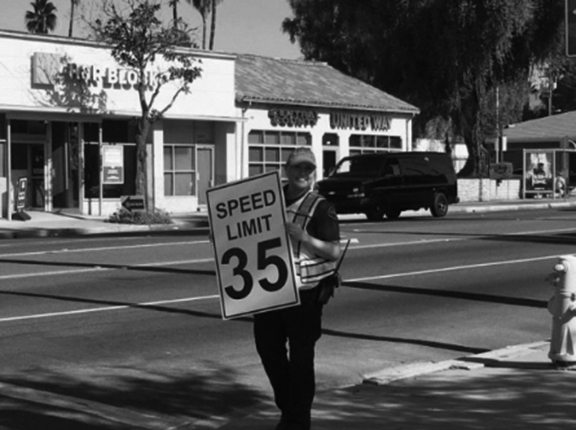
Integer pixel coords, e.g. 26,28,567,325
316,152,459,220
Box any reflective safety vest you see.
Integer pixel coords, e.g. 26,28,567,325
287,191,338,290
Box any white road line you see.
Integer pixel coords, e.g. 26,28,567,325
0,240,210,258
1,254,565,324
346,254,562,282
0,295,220,323
0,258,214,281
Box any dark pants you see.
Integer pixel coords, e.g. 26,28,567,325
253,289,323,429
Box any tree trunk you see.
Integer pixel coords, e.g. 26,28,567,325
135,118,151,211
201,15,207,49
209,0,216,50
172,1,179,29
68,0,76,37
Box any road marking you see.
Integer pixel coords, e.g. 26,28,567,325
0,254,564,324
0,295,220,323
0,240,210,258
0,258,214,281
347,254,561,282
346,226,576,249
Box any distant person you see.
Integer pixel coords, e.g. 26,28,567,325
555,173,568,198
532,162,546,177
253,147,341,430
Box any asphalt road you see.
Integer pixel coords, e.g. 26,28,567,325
1,206,576,427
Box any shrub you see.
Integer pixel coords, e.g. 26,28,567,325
107,208,173,225
489,162,513,180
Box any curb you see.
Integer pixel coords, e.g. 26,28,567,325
0,220,210,240
459,201,576,214
362,341,550,385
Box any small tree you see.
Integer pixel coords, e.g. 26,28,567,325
93,0,202,209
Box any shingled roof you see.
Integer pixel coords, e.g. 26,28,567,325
235,54,419,115
504,110,576,142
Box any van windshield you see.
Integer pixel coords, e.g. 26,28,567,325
330,157,382,178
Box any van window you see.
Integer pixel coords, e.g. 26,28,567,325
399,157,433,176
332,157,383,178
383,158,400,176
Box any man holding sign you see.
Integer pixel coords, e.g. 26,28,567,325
254,147,341,430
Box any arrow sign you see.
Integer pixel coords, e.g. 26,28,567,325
121,195,145,212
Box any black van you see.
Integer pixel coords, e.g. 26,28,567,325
316,152,459,220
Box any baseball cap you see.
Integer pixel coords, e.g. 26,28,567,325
286,147,316,168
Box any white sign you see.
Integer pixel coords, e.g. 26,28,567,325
207,171,298,320
102,145,124,184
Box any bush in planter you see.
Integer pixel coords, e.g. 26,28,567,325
107,208,173,225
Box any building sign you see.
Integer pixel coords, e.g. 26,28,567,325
65,63,154,89
102,145,124,184
268,108,318,127
207,171,299,320
330,112,391,131
31,53,154,90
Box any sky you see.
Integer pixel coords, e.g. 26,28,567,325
0,0,302,59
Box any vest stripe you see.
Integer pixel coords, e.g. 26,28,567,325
287,191,337,289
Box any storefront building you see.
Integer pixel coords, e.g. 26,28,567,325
0,31,419,220
0,30,239,219
234,55,419,181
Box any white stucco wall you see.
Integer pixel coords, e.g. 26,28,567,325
0,32,237,120
237,105,414,179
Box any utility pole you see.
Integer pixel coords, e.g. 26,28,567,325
567,0,576,57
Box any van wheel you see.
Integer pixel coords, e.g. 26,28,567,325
431,192,449,217
365,207,384,221
385,209,401,220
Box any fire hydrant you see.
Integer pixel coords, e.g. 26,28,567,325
547,255,576,364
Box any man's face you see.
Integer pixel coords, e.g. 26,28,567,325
287,162,316,191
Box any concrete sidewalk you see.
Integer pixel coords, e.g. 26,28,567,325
218,341,576,430
0,210,210,239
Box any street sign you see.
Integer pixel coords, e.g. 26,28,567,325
121,195,145,212
567,0,576,57
207,171,299,320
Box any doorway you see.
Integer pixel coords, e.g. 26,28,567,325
196,146,213,206
322,133,340,178
51,122,80,210
10,143,45,209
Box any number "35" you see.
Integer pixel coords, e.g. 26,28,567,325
221,237,288,300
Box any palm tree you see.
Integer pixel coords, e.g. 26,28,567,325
208,0,223,50
68,0,80,37
170,0,193,30
192,0,210,49
25,0,58,34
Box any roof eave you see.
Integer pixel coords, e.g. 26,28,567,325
237,96,420,116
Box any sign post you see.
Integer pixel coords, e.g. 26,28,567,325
207,171,299,320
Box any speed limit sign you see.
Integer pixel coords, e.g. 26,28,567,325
207,171,299,319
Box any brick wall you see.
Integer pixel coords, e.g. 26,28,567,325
458,178,521,202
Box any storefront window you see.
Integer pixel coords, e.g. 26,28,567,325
349,134,402,154
164,145,196,196
84,120,138,199
84,143,136,198
248,130,311,179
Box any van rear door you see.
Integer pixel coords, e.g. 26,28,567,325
398,156,436,209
